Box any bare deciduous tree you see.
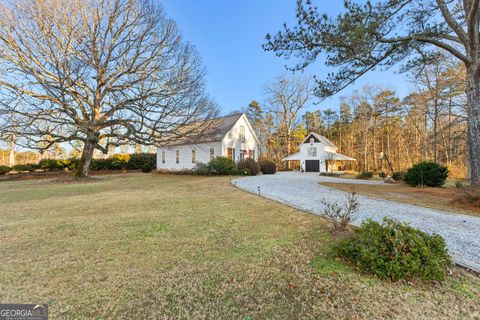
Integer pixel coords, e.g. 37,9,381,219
0,0,218,176
264,75,311,156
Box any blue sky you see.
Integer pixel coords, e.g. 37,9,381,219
161,0,411,115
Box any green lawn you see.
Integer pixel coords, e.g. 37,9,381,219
0,174,479,319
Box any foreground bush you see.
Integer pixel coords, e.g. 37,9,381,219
0,165,12,175
207,157,236,175
334,218,450,281
237,158,260,176
258,158,276,174
12,164,35,172
404,161,448,187
356,171,373,179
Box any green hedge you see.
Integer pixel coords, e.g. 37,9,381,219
127,153,156,170
12,164,36,172
0,165,12,175
404,161,449,187
207,157,237,175
334,218,450,281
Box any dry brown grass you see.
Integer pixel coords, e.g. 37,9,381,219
320,181,480,217
1,174,479,319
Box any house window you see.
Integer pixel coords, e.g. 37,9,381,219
162,150,166,164
192,149,196,163
176,150,180,163
227,148,235,161
209,147,215,160
239,125,246,141
249,150,255,159
310,138,314,145
240,150,246,162
307,147,317,157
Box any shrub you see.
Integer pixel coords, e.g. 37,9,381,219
207,157,236,175
12,164,35,172
141,163,153,173
90,157,128,170
0,165,12,175
38,159,65,171
404,161,449,187
237,158,260,176
454,180,466,189
320,192,359,231
378,172,387,178
455,186,480,206
65,158,79,171
258,158,276,174
127,153,156,170
356,171,373,179
334,218,451,281
193,162,211,175
392,171,405,181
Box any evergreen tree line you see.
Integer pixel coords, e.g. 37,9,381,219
247,62,468,178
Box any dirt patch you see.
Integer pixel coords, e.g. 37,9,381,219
320,181,480,217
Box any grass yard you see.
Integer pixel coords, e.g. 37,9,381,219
320,181,480,217
1,174,479,319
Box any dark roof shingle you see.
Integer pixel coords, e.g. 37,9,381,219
164,113,243,146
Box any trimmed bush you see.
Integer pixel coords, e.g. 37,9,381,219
12,164,35,172
356,171,373,179
127,153,156,170
90,157,127,170
237,158,260,176
38,159,65,171
193,162,211,175
0,165,12,175
258,158,276,174
378,172,387,178
404,161,449,187
334,218,450,281
207,157,236,175
392,171,405,181
141,163,153,173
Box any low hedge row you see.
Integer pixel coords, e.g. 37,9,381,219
35,153,156,172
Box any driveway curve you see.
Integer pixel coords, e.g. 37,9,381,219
233,172,480,272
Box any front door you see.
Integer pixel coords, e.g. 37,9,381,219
305,160,320,172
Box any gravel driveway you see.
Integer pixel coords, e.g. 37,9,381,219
233,172,480,272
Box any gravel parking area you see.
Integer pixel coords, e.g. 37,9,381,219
233,172,480,272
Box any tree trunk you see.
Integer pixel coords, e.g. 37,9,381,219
466,70,480,185
8,139,15,167
75,137,96,177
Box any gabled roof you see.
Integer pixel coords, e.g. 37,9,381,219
303,132,337,149
163,113,244,147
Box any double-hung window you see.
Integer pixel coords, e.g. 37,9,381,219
161,150,166,164
176,150,180,163
209,148,215,160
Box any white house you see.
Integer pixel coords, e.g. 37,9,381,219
157,113,259,170
282,132,356,173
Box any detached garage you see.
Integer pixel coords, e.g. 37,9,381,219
282,132,356,173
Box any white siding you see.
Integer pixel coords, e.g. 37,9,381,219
156,113,259,171
299,141,329,173
157,141,222,170
222,114,259,162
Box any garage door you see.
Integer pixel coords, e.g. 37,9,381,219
305,160,320,172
